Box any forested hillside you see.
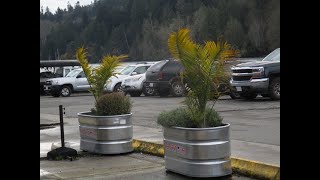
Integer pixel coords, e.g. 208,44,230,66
40,0,279,62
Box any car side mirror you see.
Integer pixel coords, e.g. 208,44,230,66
131,72,138,76
76,75,82,78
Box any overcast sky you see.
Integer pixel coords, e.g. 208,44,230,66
40,0,93,13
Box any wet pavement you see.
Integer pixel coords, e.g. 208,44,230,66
40,93,279,179
40,153,256,180
40,94,280,166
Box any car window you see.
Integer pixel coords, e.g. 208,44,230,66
120,66,136,75
133,66,150,74
66,69,82,77
115,66,125,73
55,68,63,77
65,69,71,76
262,48,280,62
162,61,183,72
77,71,85,78
147,60,168,72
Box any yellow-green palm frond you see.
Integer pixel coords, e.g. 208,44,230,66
95,55,126,83
76,46,128,101
168,29,198,66
201,40,237,81
203,41,218,63
76,47,94,85
93,54,127,98
216,40,239,65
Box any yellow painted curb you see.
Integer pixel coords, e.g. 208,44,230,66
133,139,280,180
132,139,164,157
231,157,280,180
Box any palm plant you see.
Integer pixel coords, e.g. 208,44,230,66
167,28,237,128
76,47,127,102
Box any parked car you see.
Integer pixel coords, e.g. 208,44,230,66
121,61,161,97
44,64,128,97
44,68,89,97
144,59,185,97
144,59,241,98
104,62,156,93
230,48,280,100
40,71,57,95
40,66,80,95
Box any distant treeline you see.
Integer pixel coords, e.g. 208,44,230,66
40,0,279,63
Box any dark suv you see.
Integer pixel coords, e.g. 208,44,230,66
40,71,57,95
144,59,185,97
144,59,240,98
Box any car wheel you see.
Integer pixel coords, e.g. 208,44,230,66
143,87,156,96
171,81,185,97
60,86,71,97
129,91,142,97
240,93,257,100
269,77,280,100
113,83,123,92
229,91,241,99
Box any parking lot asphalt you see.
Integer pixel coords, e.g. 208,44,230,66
40,153,257,180
41,93,280,146
40,93,280,179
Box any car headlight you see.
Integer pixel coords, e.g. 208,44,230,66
106,80,112,85
52,80,59,85
123,79,131,83
252,67,264,78
104,80,112,89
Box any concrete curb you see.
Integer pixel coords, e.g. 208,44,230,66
231,157,280,180
132,139,164,157
132,139,280,180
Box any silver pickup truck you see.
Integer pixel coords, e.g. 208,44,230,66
44,65,126,97
44,68,89,97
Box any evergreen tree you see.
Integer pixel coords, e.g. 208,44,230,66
40,0,279,61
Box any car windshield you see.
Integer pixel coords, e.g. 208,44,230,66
120,66,135,75
66,69,81,77
115,66,126,73
262,48,280,62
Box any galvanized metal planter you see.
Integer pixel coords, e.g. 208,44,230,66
163,123,231,177
78,112,133,154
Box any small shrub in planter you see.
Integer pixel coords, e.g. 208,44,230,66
94,92,132,116
157,107,223,128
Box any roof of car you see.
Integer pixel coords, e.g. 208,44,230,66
127,62,159,67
